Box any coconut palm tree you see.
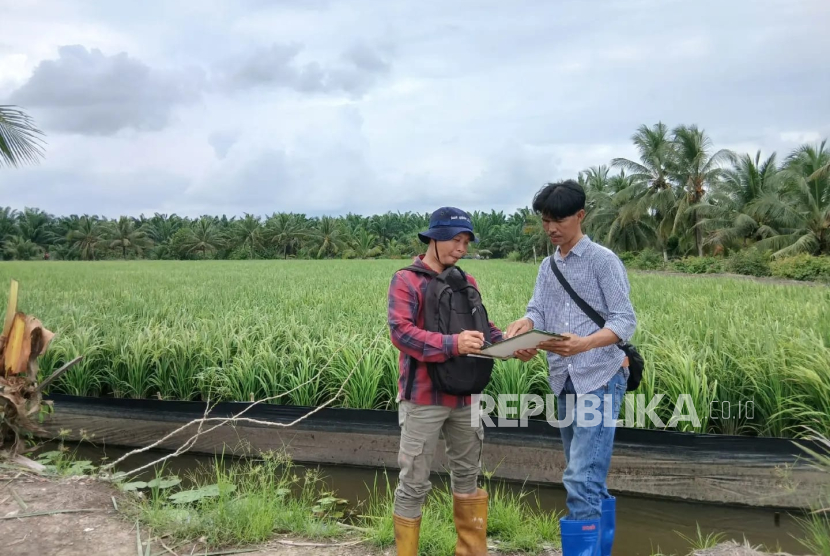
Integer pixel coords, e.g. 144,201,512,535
751,141,830,256
611,122,679,260
263,213,308,259
233,214,263,259
311,216,346,259
699,151,783,251
670,124,736,256
177,217,226,258
0,105,46,168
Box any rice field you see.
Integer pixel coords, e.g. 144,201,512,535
1,259,829,439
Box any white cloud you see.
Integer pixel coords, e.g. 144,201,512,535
8,45,205,135
780,131,822,144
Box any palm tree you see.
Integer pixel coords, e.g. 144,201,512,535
107,216,152,259
67,216,108,260
15,207,56,252
0,105,46,168
2,236,41,260
263,213,308,259
311,216,346,258
611,122,679,260
752,141,830,256
0,207,18,257
670,125,736,256
177,217,226,258
233,214,263,259
699,151,782,251
349,228,382,258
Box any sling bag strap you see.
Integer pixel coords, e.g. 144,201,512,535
549,256,630,367
549,256,606,329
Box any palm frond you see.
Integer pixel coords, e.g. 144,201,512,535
754,230,817,258
0,105,46,168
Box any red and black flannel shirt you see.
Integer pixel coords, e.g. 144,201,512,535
387,255,504,408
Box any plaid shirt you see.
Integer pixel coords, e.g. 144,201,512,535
387,255,503,408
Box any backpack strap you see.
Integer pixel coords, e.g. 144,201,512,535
400,264,437,277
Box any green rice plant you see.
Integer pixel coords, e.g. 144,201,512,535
254,344,288,402
2,259,829,439
219,351,264,402
41,325,106,397
484,358,550,420
109,328,158,399
328,339,385,409
651,341,717,433
784,346,830,438
794,431,830,554
282,340,325,407
377,343,402,410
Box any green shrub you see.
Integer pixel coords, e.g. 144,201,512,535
727,249,771,277
670,256,725,274
770,255,830,282
631,248,664,270
618,251,636,265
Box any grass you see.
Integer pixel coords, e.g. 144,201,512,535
353,470,561,555
1,259,829,438
124,451,346,547
112,450,562,555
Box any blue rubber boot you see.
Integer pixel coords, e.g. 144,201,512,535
600,497,616,555
560,517,600,556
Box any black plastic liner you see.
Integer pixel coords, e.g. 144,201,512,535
44,394,827,459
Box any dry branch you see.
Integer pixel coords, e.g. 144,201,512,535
0,508,99,520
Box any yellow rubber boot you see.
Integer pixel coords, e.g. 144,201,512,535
393,514,421,556
453,488,489,555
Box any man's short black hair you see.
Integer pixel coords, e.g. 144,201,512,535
532,179,586,220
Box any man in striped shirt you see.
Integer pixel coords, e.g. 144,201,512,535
387,206,535,556
506,180,637,556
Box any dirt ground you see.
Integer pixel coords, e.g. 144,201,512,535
0,472,800,556
0,472,379,556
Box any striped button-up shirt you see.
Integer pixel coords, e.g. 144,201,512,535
524,236,637,395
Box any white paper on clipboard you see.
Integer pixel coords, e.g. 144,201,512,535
468,329,565,360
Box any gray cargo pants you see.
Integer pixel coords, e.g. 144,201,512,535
393,400,485,518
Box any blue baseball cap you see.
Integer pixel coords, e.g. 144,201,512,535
418,207,478,244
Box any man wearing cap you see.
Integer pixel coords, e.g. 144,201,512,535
387,207,535,556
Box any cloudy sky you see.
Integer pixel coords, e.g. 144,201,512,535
2,0,829,219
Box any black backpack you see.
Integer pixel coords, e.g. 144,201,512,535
400,264,495,398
